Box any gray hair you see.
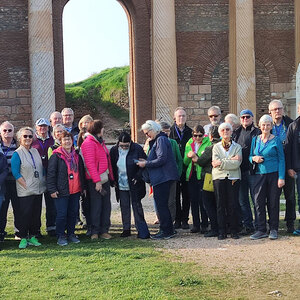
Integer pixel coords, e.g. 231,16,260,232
218,122,233,134
61,107,74,116
224,113,240,126
50,111,62,120
258,114,273,127
158,121,171,130
141,120,161,134
52,124,65,138
0,121,14,131
268,100,283,111
208,106,221,115
16,127,34,142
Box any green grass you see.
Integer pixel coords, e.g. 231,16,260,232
65,66,130,123
0,213,228,300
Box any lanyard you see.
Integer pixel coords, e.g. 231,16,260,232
274,120,284,137
2,142,12,157
175,125,183,141
28,150,37,169
257,136,271,155
37,137,47,154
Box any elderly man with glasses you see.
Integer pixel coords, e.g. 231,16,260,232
203,106,222,135
268,100,295,233
232,109,261,235
61,108,79,136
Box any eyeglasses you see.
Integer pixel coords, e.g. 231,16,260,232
270,107,283,112
241,115,251,119
193,134,203,138
144,130,152,137
63,114,73,117
220,128,230,132
209,115,219,118
23,135,33,139
119,144,130,149
2,129,13,133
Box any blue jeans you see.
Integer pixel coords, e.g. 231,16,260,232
239,171,257,229
54,193,80,238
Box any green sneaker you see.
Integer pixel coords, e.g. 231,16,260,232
27,236,41,247
19,238,28,249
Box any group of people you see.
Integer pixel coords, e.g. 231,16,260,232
0,99,299,249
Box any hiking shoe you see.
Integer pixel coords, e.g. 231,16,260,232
287,225,295,234
293,229,300,236
174,221,181,229
91,234,99,240
68,234,80,244
57,237,68,246
19,238,28,249
120,230,131,237
27,237,41,246
181,222,190,230
100,233,112,240
218,234,227,240
250,231,268,240
150,231,175,240
231,233,240,239
204,230,218,237
269,230,278,240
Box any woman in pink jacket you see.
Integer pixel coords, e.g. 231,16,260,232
81,120,114,240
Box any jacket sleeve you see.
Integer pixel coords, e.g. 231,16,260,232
81,141,100,183
276,138,285,180
183,141,192,166
285,123,293,170
0,154,8,186
219,146,242,171
78,155,87,191
145,137,168,168
174,143,183,176
11,152,22,180
47,154,59,194
196,146,212,167
249,136,256,164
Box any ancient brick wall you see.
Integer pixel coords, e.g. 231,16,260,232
176,0,229,127
0,0,31,128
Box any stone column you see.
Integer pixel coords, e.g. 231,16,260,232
28,0,56,123
152,0,178,124
229,0,256,118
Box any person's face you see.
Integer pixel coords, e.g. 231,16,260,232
193,131,204,144
36,125,48,136
1,123,14,140
20,130,33,147
119,142,130,150
54,128,64,140
61,136,73,150
208,110,221,125
50,113,62,126
269,103,283,121
219,127,232,139
143,128,156,140
174,109,187,127
162,128,171,137
260,122,272,134
240,114,253,128
82,120,91,129
62,111,74,125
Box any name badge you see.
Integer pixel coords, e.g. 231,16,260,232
69,173,74,180
34,171,39,178
41,155,46,160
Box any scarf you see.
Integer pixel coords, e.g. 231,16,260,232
53,146,79,172
221,139,232,151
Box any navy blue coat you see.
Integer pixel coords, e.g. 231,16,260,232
146,132,179,187
110,142,147,201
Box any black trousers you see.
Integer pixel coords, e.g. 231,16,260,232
18,194,42,238
175,179,190,223
252,172,281,232
283,171,296,227
202,190,218,232
0,181,20,233
213,178,240,235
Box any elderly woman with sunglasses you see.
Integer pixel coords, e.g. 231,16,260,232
212,123,242,240
249,114,285,240
137,120,179,240
110,131,150,238
11,127,46,249
184,125,210,233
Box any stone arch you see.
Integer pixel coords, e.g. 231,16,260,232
52,0,152,141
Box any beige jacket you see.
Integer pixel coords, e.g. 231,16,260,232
212,141,242,180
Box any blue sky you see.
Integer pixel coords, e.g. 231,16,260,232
63,0,129,83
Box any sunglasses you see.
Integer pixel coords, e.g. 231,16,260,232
144,130,152,137
23,135,33,139
241,115,251,119
220,128,231,132
119,144,130,149
3,129,13,133
193,134,203,138
209,115,219,118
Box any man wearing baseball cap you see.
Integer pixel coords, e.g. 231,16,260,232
32,118,56,237
232,109,261,235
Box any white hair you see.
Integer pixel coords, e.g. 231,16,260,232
52,124,65,138
208,106,221,115
224,113,240,126
141,120,161,134
218,122,233,134
61,107,74,115
258,114,273,127
268,100,283,111
0,121,14,131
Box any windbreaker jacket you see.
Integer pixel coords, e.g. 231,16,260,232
80,134,114,183
183,136,211,181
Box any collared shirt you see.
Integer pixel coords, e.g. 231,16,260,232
117,148,129,190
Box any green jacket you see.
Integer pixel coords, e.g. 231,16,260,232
183,136,211,181
170,138,183,177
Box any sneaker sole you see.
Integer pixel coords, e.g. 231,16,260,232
27,243,41,246
69,240,80,244
57,242,68,246
250,234,268,240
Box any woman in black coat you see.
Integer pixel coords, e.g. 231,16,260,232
110,132,150,238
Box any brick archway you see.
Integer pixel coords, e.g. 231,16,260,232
52,0,152,141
